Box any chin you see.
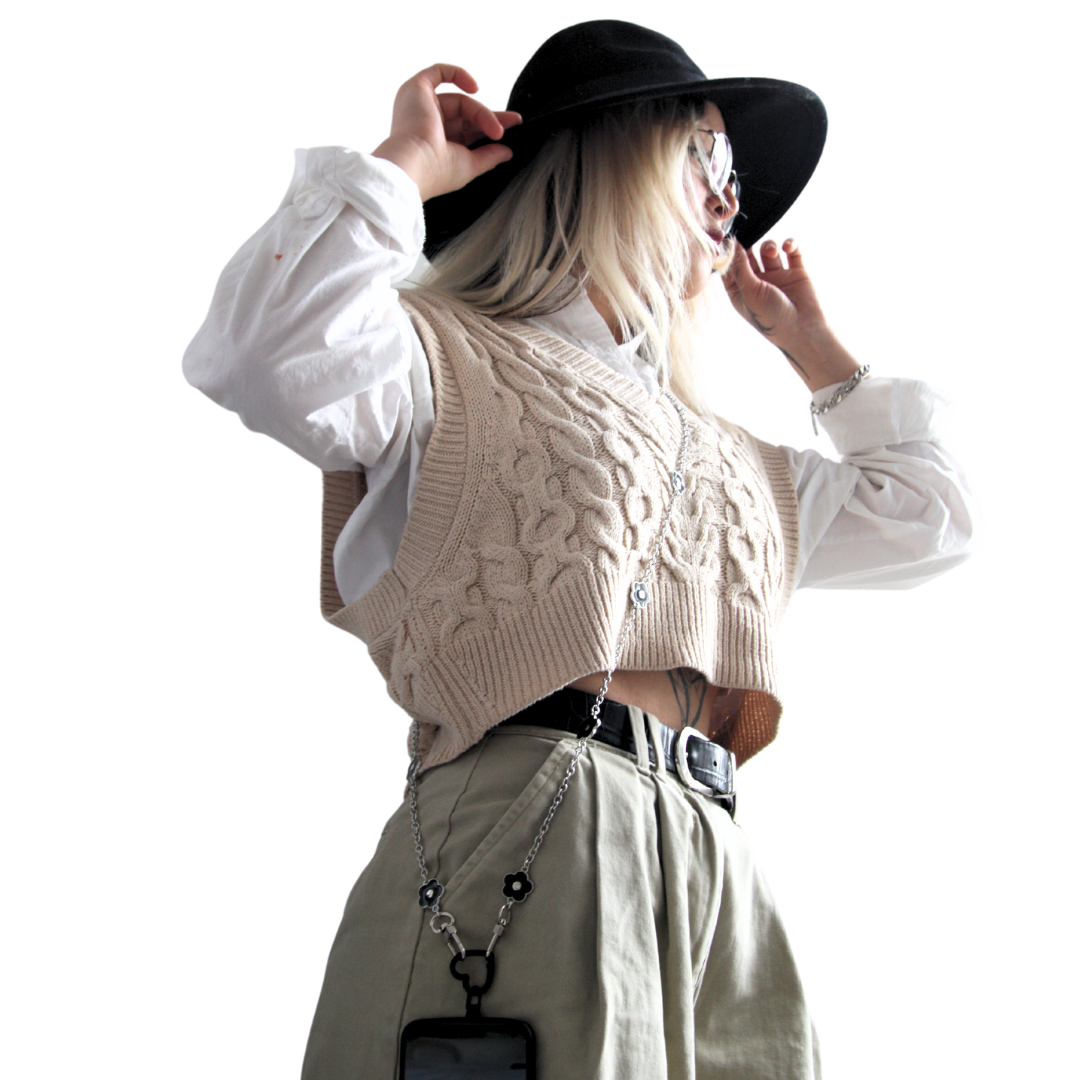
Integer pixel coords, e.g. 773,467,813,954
710,235,735,273
684,222,735,299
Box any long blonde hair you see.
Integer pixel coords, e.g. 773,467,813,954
422,97,729,419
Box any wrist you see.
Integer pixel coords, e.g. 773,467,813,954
778,325,862,393
809,363,871,434
372,137,432,201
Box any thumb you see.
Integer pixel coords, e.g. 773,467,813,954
723,241,754,285
722,242,752,303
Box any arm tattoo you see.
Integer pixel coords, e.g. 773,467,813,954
745,309,776,337
779,347,808,378
737,283,808,379
666,667,708,729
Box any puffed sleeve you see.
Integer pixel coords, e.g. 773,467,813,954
182,147,427,473
781,377,977,589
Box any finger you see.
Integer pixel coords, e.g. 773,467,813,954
725,242,760,296
742,242,764,277
759,240,784,273
721,245,752,303
721,270,743,308
720,253,741,292
722,241,749,280
464,142,514,179
782,238,805,270
440,92,508,142
415,63,479,95
493,110,524,130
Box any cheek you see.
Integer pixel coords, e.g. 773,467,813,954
690,178,711,224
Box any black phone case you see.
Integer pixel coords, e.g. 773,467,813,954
399,1016,537,1079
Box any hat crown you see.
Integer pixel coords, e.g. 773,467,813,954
508,20,707,122
422,20,827,258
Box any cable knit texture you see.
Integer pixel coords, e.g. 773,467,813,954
322,289,799,769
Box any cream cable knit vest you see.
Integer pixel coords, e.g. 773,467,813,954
321,290,799,769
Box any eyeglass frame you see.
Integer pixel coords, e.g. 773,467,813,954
690,129,739,202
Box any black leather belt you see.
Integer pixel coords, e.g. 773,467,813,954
500,688,736,818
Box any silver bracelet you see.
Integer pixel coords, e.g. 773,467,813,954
809,363,870,435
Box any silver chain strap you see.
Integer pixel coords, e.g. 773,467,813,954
407,390,690,960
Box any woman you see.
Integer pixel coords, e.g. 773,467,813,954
184,20,974,1080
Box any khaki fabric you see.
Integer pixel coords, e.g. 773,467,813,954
302,722,819,1079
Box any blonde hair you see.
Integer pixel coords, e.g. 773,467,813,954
422,97,730,420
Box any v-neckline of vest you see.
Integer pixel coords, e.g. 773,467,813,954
497,315,666,416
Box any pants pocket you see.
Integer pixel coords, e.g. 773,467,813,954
430,733,575,911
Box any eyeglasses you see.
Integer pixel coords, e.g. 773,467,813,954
690,129,738,201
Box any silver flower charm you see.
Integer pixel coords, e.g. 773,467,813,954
630,581,650,609
671,470,685,495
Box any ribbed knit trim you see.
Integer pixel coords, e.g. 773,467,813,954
751,437,800,616
407,569,621,770
323,289,799,768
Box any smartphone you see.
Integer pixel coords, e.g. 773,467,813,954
399,1016,536,1079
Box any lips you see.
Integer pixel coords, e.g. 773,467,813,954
706,228,730,251
705,227,733,271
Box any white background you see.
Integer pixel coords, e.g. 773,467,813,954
3,0,1076,1076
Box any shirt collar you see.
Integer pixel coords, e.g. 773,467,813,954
524,287,660,398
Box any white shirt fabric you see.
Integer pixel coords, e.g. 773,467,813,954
183,147,975,606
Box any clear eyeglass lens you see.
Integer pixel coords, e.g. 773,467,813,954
710,132,734,195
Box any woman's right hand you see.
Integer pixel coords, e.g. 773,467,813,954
372,64,522,202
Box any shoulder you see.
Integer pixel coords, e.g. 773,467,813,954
398,287,490,333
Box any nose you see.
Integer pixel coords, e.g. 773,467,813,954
719,181,739,220
705,181,739,226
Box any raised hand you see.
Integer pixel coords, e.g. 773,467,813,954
722,239,862,392
372,64,522,202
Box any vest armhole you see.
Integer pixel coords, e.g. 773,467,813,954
750,436,800,614
321,470,367,619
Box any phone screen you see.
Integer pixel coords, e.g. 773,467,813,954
400,1017,535,1079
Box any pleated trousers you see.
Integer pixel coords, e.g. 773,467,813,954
301,711,820,1079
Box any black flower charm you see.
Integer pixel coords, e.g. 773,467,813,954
630,581,650,609
418,878,444,909
502,871,534,902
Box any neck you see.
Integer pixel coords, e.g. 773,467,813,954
585,284,625,345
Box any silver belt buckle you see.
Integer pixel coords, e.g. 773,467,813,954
675,726,735,799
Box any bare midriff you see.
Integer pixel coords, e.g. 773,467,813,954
568,669,746,742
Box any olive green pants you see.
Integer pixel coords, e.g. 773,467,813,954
302,713,820,1079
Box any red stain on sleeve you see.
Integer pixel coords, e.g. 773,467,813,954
274,253,283,260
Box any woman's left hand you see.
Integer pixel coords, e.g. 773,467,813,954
722,239,862,392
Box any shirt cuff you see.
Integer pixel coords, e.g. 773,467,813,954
813,376,951,456
289,146,425,257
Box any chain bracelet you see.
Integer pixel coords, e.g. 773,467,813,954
406,389,689,959
809,363,870,434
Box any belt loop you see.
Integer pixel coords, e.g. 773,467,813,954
643,712,667,776
626,705,653,772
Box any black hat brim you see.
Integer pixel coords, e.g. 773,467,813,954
422,77,826,259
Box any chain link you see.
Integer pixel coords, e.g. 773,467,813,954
406,390,689,958
809,363,870,434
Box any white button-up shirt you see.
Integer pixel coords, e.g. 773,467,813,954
183,147,975,605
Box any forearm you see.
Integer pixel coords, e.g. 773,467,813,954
774,324,863,394
723,239,865,393
182,148,424,471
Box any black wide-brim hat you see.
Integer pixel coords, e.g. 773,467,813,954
423,20,827,259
